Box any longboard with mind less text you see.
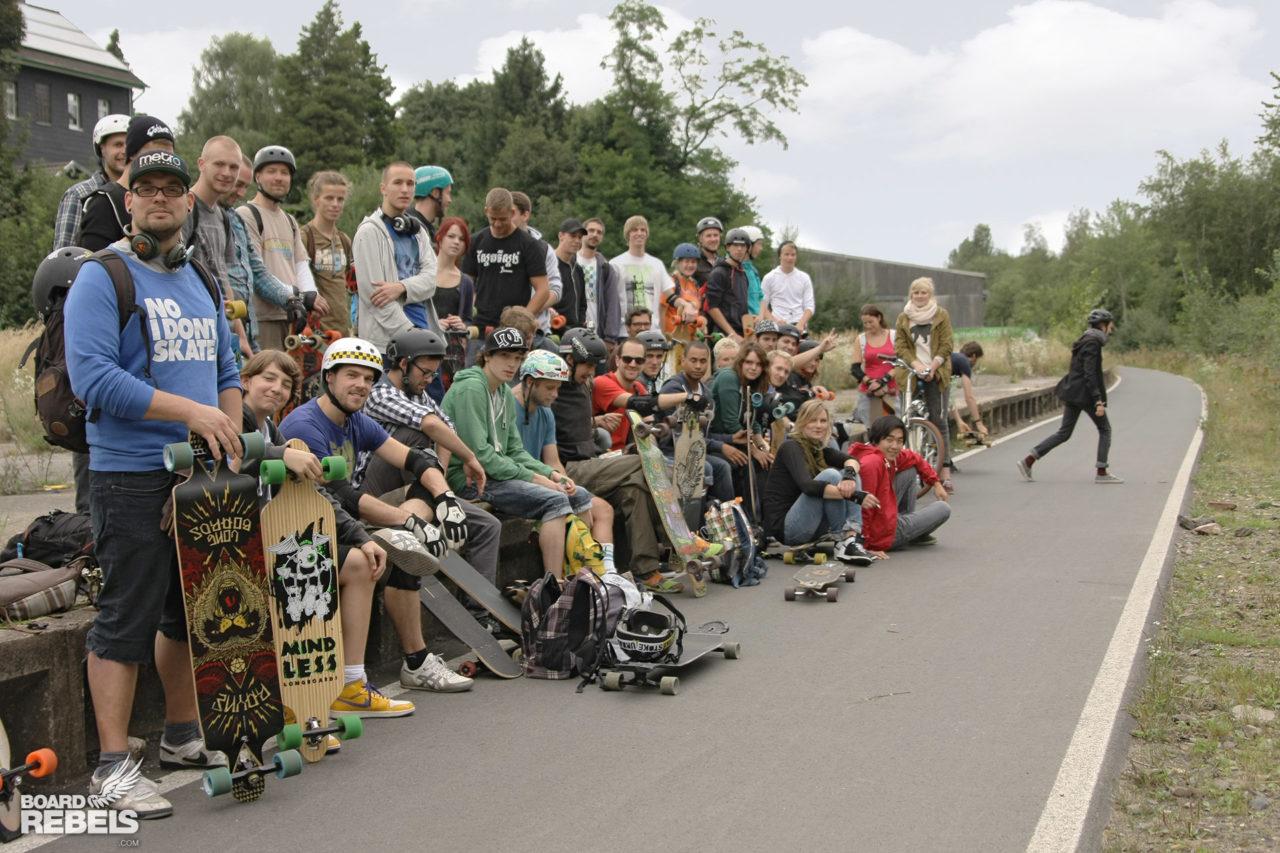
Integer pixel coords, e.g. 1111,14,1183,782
260,439,362,763
166,432,302,802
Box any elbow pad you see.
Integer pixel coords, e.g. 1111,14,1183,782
626,394,659,416
849,362,865,381
405,446,439,480
329,482,363,518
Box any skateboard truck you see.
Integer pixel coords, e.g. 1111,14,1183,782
201,737,304,803
280,716,362,753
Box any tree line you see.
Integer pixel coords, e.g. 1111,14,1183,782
948,72,1280,360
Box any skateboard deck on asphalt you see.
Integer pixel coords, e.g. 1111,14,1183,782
166,432,302,802
455,638,520,679
1,719,57,842
418,575,521,678
432,551,522,635
671,405,707,534
768,538,836,566
784,562,856,603
627,411,716,597
260,439,361,763
599,631,741,695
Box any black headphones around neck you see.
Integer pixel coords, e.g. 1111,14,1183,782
382,211,421,236
130,231,190,269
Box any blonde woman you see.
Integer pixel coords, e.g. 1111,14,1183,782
894,277,954,492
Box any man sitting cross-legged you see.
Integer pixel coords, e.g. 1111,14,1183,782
279,337,477,694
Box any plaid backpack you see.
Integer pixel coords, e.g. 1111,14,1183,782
520,569,626,684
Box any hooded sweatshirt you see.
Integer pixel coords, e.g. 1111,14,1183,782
847,442,940,551
441,365,553,491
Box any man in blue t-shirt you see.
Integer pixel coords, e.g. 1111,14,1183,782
65,150,240,819
279,337,477,694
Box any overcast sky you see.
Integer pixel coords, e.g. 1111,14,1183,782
51,0,1279,266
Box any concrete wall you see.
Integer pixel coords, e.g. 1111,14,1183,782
802,248,988,329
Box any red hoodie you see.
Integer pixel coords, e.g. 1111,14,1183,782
847,442,940,551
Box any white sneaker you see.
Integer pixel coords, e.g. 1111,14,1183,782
89,759,172,819
158,736,228,770
400,653,473,692
1095,473,1125,484
374,528,442,577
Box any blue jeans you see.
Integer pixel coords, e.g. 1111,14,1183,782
458,475,591,523
86,469,186,664
782,468,863,546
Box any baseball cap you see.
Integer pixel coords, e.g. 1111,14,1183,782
125,115,175,161
559,218,587,235
484,326,529,353
130,150,191,188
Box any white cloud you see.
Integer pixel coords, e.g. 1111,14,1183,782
993,208,1073,254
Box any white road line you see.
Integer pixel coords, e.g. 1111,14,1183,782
1026,377,1205,852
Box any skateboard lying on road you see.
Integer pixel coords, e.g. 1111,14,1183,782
418,575,521,679
628,411,718,597
166,432,302,802
599,631,741,695
784,563,856,603
1,719,57,842
260,439,362,763
434,552,522,636
770,539,835,566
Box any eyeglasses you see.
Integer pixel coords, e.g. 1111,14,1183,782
131,185,186,198
618,355,644,365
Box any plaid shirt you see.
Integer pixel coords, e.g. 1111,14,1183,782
365,376,455,439
53,171,107,249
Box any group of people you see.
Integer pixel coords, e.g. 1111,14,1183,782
47,112,1120,825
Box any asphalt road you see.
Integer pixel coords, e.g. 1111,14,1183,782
18,366,1203,853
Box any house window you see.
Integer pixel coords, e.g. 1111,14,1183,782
97,98,110,120
67,93,82,130
35,83,51,125
3,82,14,120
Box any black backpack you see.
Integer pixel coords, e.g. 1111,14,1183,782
21,250,220,453
0,509,95,566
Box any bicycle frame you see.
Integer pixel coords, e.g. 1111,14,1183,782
875,354,947,474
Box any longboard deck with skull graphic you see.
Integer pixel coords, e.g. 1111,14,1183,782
259,439,361,762
167,432,302,802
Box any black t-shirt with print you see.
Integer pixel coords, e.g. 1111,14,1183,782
461,227,547,328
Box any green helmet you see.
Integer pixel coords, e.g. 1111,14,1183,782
415,166,453,198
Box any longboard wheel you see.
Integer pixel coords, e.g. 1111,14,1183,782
261,459,287,486
321,455,347,481
335,716,362,740
280,723,303,751
458,660,480,678
722,642,741,660
814,553,827,565
602,672,623,691
826,587,839,603
659,676,680,695
25,748,56,777
202,767,233,797
240,431,265,461
783,551,795,565
164,441,194,471
844,569,857,583
225,300,248,320
784,587,796,601
273,749,304,778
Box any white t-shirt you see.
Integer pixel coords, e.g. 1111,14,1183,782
609,251,667,324
760,266,815,325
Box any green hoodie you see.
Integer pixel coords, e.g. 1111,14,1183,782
441,365,552,491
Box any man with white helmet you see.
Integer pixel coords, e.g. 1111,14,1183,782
693,216,723,288
512,349,618,572
54,113,130,250
76,115,177,252
280,336,476,693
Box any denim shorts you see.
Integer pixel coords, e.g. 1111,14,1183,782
458,476,588,522
85,469,187,664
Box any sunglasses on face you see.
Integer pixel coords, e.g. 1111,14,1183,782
618,355,644,365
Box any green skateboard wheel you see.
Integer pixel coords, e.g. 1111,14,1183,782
164,442,194,471
261,459,287,486
274,749,304,778
202,767,232,797
321,455,347,481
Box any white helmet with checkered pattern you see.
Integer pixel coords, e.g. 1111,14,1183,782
322,337,384,382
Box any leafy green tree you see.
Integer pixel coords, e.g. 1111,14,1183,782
178,33,278,149
948,224,995,269
274,1,396,186
105,28,126,64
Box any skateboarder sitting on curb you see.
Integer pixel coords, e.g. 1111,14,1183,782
65,150,236,818
1017,310,1123,484
847,415,952,558
361,328,504,624
279,337,476,693
442,328,592,579
511,350,619,570
763,401,877,565
239,350,413,720
593,336,700,451
552,329,686,594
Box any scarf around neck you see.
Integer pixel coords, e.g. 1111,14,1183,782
904,298,938,325
790,430,827,479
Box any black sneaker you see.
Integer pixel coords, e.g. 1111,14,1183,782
835,535,874,566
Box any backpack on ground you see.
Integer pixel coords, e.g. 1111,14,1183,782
0,509,95,566
21,250,220,454
520,569,626,686
563,513,605,576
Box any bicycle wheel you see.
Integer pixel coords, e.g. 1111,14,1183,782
907,418,946,473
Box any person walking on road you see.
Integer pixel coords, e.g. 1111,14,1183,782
1017,309,1122,484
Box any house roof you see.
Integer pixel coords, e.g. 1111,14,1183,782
17,2,146,89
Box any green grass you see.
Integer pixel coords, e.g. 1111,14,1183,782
0,324,69,494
